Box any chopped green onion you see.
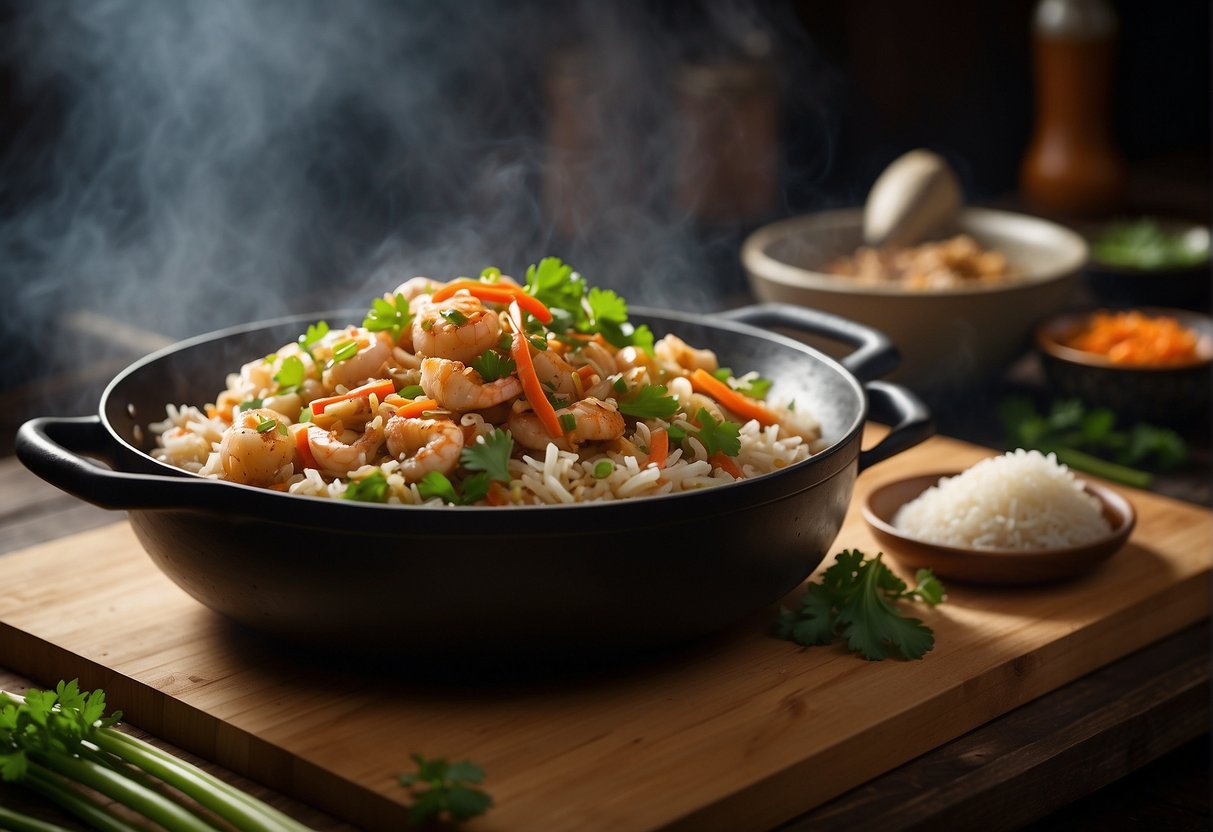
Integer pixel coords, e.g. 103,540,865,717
255,417,277,434
528,336,549,351
559,413,577,434
612,376,627,394
238,398,263,412
593,460,614,478
399,384,426,399
480,266,502,282
298,406,313,423
421,319,434,331
440,309,469,326
332,340,358,362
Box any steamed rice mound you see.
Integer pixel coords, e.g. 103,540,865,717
893,449,1112,550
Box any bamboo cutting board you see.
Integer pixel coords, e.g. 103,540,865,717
0,434,1209,832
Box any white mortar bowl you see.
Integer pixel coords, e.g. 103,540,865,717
742,207,1088,389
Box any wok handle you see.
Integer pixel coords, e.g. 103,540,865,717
16,415,216,510
858,381,934,472
715,303,899,380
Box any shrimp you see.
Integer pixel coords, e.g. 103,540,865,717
573,339,618,376
530,348,578,396
412,293,502,363
321,328,393,391
392,276,442,302
654,333,718,375
420,356,521,411
508,397,625,451
306,416,386,478
218,408,295,486
384,415,464,483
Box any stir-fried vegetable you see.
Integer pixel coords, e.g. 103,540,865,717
690,369,778,426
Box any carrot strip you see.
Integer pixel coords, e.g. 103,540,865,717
649,428,669,469
576,363,597,383
430,279,552,324
394,398,439,418
486,480,510,506
309,378,396,416
509,301,564,438
711,452,744,478
690,368,778,426
291,424,319,471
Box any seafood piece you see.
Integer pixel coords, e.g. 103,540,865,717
412,293,502,363
508,397,625,451
420,357,521,411
218,408,295,486
321,328,393,391
531,348,578,397
385,415,465,483
655,333,718,374
306,416,386,478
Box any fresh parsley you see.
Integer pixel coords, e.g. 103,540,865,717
364,292,412,341
775,549,945,661
471,350,516,382
297,320,329,359
460,429,513,484
522,256,653,353
399,754,492,826
273,354,305,393
342,470,390,503
690,408,741,457
617,384,678,419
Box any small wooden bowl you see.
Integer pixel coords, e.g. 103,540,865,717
863,472,1136,586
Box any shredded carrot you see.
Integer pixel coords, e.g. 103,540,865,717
1062,310,1201,365
711,452,744,478
689,368,778,426
430,279,553,324
509,301,564,438
394,397,439,418
576,363,597,383
486,480,510,506
291,424,319,471
309,378,396,416
204,403,231,423
649,428,669,469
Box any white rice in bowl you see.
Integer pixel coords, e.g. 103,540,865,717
893,449,1112,550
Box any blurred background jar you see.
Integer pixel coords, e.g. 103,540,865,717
1020,0,1127,216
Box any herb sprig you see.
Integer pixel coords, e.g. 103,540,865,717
399,754,492,826
776,550,945,660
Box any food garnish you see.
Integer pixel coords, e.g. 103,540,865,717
1059,310,1202,365
690,368,777,426
0,680,313,832
399,753,492,826
999,397,1187,488
775,549,945,661
363,292,412,341
1091,218,1210,270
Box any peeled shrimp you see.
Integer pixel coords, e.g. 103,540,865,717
412,293,502,363
306,416,386,478
654,333,718,374
530,348,578,396
508,397,625,451
385,415,464,483
420,357,521,411
218,408,295,486
322,328,393,391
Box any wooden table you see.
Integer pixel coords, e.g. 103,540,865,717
0,449,1208,831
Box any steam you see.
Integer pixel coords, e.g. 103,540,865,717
1,1,831,405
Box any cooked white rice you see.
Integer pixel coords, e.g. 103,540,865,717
893,449,1112,550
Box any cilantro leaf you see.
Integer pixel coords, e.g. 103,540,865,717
273,355,305,392
418,471,460,504
297,320,330,359
692,408,741,457
400,754,492,826
525,257,583,315
586,287,627,325
364,292,412,341
471,350,516,383
459,473,492,504
776,550,944,661
460,429,514,483
618,385,678,419
342,470,390,503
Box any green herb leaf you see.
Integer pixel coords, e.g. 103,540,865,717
480,266,502,282
618,385,678,419
238,398,263,412
332,340,358,363
297,320,330,359
418,471,460,504
440,308,469,327
559,412,577,434
775,550,943,661
471,350,516,383
460,429,513,483
274,355,305,392
399,754,492,826
399,384,426,399
255,417,277,434
342,470,390,503
692,408,742,457
364,293,412,341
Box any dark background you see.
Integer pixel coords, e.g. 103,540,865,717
0,0,1207,402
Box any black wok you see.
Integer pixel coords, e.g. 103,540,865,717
17,304,931,655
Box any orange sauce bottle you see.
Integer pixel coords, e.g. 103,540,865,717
1020,0,1127,216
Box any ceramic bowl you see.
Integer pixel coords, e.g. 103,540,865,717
1034,307,1213,430
1083,219,1211,311
863,472,1136,585
742,207,1088,390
